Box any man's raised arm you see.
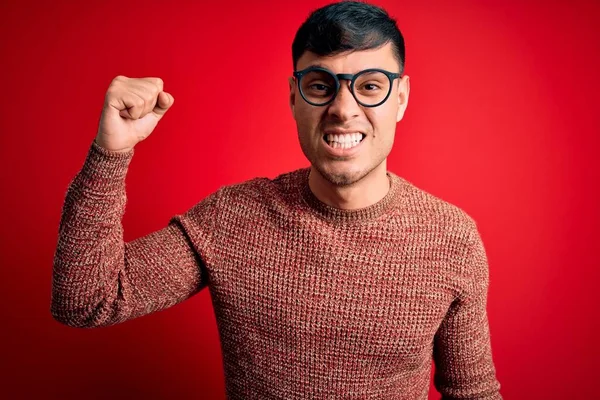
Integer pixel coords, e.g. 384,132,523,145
50,76,215,328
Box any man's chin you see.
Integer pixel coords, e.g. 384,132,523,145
313,164,366,187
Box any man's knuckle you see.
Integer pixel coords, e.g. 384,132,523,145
105,87,118,99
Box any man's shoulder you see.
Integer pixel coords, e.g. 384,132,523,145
213,167,308,207
391,172,478,232
180,169,307,235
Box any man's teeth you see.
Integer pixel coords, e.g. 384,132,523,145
325,133,363,149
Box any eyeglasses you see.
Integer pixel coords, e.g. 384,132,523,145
293,66,401,107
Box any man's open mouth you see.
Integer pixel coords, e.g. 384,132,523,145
323,133,366,150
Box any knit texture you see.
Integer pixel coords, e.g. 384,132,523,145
51,140,502,399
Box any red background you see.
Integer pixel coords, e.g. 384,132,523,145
1,0,598,398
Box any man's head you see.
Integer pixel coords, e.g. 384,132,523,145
290,1,410,187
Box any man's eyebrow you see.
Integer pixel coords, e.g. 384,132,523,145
299,64,387,73
299,63,332,71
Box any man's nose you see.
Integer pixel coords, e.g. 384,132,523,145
326,81,361,121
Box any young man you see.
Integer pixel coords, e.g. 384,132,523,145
51,1,502,399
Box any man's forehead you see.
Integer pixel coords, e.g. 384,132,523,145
295,43,398,73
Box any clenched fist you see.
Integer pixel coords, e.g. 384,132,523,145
95,76,174,153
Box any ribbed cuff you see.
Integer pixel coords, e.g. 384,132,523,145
77,140,135,191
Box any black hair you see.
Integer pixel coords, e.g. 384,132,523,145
292,1,405,74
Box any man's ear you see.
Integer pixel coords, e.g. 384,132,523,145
289,77,296,117
396,75,410,122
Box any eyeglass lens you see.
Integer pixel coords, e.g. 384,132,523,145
300,70,391,106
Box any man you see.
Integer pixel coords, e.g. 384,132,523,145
51,1,502,399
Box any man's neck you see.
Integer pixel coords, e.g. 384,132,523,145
308,163,390,210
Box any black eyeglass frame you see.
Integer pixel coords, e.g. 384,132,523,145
292,66,402,108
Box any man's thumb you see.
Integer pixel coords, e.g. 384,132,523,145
153,91,174,117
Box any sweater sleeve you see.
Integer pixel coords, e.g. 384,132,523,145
432,223,502,399
50,140,215,328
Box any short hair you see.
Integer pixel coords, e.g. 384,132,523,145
292,1,406,74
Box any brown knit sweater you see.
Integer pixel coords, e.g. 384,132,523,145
51,140,502,399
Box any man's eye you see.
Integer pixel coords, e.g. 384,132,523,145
309,83,331,92
361,83,381,91
306,83,333,97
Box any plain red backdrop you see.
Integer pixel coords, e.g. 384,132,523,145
1,0,598,398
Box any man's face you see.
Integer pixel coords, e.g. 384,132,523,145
289,42,410,187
